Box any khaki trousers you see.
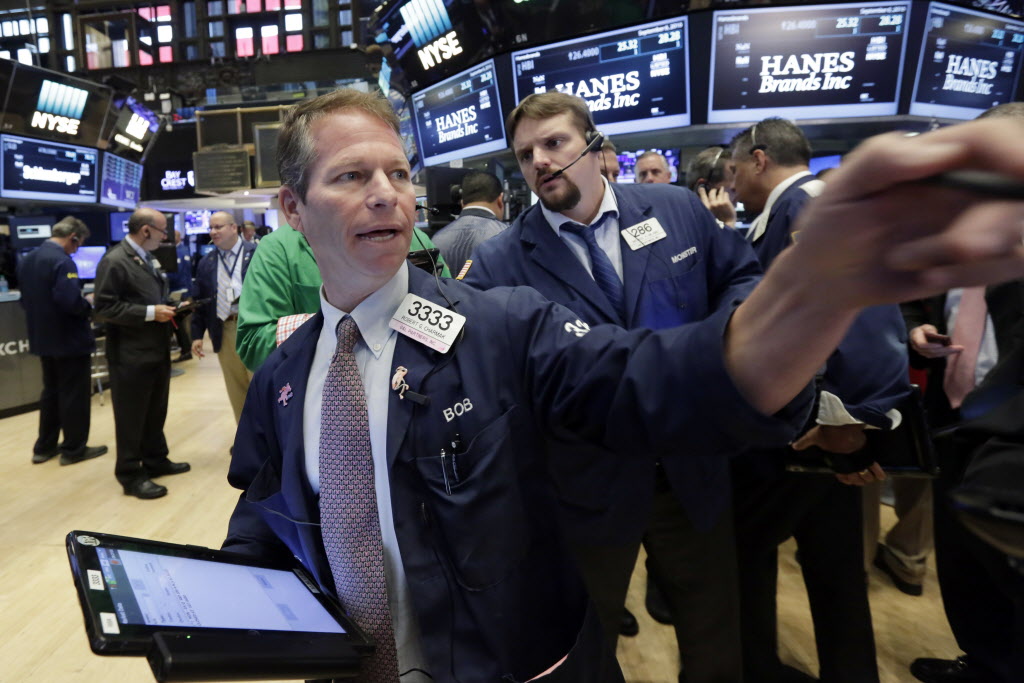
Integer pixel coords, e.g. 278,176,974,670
218,318,252,424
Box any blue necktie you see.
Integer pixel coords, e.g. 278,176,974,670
562,216,625,320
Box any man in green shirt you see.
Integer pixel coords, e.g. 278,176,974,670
237,223,448,371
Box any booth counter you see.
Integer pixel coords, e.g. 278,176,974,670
0,291,43,415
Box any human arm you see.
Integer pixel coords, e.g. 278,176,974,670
52,259,92,318
725,118,1024,416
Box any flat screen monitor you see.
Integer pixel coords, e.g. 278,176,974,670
8,214,55,248
0,133,98,203
70,245,106,280
199,243,216,257
107,96,161,161
145,161,198,200
809,154,843,174
411,59,506,166
616,148,681,184
512,16,690,136
0,62,112,147
99,152,143,209
909,2,1024,120
708,1,912,124
184,210,211,236
109,211,132,242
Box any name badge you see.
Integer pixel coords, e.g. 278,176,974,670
620,217,668,250
390,293,466,354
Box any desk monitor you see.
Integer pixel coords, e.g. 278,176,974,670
8,214,56,249
709,1,912,123
70,246,107,280
512,16,690,136
909,2,1024,120
0,133,99,203
411,58,506,166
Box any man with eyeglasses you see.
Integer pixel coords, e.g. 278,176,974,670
94,207,191,500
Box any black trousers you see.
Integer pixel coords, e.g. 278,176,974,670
34,354,92,457
733,469,878,683
109,357,171,485
171,312,191,352
568,469,743,683
932,439,1024,682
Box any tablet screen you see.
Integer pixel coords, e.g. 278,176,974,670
95,547,345,634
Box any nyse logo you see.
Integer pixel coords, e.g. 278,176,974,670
31,80,88,137
399,0,464,71
125,113,150,141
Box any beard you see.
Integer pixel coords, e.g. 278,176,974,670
538,176,583,214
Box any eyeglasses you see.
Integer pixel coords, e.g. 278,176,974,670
148,224,168,235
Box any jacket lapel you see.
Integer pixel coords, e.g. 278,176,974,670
614,186,655,328
519,206,621,323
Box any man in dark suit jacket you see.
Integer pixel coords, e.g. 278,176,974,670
17,216,107,465
430,170,507,275
465,91,761,680
93,208,190,500
191,211,256,424
730,116,911,683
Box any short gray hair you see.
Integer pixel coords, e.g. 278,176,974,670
51,215,89,240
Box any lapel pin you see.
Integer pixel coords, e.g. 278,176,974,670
277,383,294,407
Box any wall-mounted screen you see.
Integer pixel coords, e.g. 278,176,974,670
0,62,112,147
109,211,132,242
709,2,912,123
411,59,506,166
512,16,690,135
910,2,1024,119
107,96,161,161
145,161,198,201
70,245,107,280
0,133,98,204
616,148,681,184
183,210,211,236
8,214,55,248
99,153,143,210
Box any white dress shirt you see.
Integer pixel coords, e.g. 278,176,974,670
216,237,245,317
302,262,429,680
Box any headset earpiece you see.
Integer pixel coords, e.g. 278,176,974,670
585,129,605,153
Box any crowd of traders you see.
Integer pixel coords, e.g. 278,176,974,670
16,88,1024,683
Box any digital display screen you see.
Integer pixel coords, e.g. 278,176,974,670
389,90,422,176
411,59,506,166
512,16,690,135
145,161,198,200
183,210,210,236
8,215,55,248
709,2,912,123
70,246,107,280
1,62,111,146
0,133,98,203
107,96,161,161
910,2,1024,119
95,547,344,633
616,148,681,184
99,153,143,209
109,211,132,242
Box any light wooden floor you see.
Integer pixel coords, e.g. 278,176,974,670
0,352,957,683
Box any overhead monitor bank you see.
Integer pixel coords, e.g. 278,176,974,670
512,16,691,135
411,59,506,166
99,153,143,210
910,1,1024,119
708,1,912,123
0,133,98,204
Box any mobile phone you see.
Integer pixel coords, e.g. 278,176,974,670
924,331,952,346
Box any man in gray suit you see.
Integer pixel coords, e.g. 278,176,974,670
430,170,506,274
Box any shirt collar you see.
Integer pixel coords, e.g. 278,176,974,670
318,262,409,360
542,177,619,235
462,205,496,218
748,170,812,243
125,237,149,261
218,237,243,257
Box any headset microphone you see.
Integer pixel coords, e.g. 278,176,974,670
547,131,605,181
415,204,441,216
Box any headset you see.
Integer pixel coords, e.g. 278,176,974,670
548,128,606,181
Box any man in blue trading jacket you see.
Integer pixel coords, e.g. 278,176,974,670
17,215,107,466
168,229,194,362
191,212,256,424
462,91,756,679
222,88,1024,682
729,117,911,683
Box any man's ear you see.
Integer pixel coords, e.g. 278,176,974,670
278,185,303,233
752,148,769,174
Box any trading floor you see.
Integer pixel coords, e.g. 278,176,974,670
1,354,958,682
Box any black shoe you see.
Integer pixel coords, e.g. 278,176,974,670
874,543,924,596
911,656,997,683
32,449,59,464
60,445,108,466
145,459,191,477
645,574,674,625
619,608,639,637
173,352,192,363
123,478,168,500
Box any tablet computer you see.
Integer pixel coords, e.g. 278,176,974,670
67,531,372,681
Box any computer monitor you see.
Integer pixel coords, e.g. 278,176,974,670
616,148,681,184
8,214,56,249
70,246,107,280
708,1,912,123
98,152,143,210
109,211,132,242
809,154,843,175
0,133,99,204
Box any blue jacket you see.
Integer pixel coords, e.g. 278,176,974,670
223,266,811,681
465,182,766,541
16,241,94,357
750,174,910,446
191,240,256,353
166,242,194,296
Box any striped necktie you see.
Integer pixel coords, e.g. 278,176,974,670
216,249,232,321
562,214,625,320
318,316,400,681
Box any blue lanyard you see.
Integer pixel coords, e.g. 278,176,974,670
217,247,240,281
